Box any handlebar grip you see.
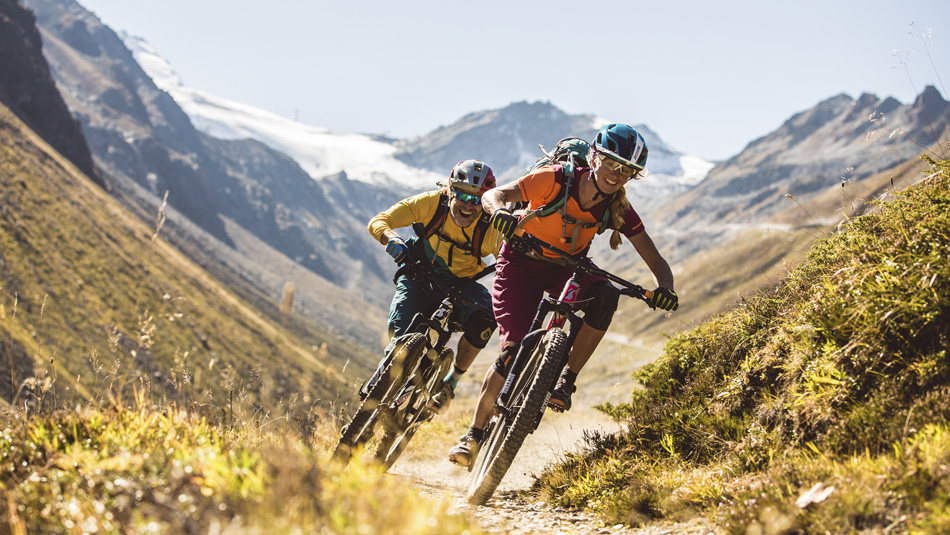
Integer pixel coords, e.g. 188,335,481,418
643,289,653,301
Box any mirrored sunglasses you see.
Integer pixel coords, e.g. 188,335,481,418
596,151,641,181
453,189,482,205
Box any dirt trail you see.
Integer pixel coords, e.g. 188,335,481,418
385,401,717,534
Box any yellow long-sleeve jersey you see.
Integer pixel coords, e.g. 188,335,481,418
368,190,502,279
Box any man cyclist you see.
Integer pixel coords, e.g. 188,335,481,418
448,124,679,467
366,160,504,414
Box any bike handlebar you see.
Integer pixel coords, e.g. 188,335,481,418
508,227,654,304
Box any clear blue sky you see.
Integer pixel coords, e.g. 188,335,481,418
75,0,949,161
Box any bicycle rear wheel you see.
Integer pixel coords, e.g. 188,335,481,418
466,328,568,505
331,333,427,465
374,347,453,470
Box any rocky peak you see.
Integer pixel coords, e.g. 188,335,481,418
0,0,98,183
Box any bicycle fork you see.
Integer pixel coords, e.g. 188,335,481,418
494,274,582,415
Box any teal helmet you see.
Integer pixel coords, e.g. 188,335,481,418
592,123,648,171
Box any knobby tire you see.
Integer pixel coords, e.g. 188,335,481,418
466,328,569,505
331,333,427,466
374,347,454,470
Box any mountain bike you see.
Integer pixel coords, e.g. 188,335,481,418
465,231,653,505
332,256,495,470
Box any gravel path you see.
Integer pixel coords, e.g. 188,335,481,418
384,402,721,535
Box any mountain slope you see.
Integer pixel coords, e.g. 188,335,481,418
23,0,396,327
583,87,949,395
0,100,375,410
125,35,442,193
652,87,950,259
394,100,713,192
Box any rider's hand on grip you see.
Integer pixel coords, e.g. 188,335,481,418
385,237,409,264
490,209,518,240
650,287,678,311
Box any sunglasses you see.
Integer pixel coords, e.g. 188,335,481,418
595,150,641,181
453,189,482,205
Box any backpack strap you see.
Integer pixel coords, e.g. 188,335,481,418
519,162,610,254
468,212,492,263
412,193,490,267
412,193,451,239
516,164,572,229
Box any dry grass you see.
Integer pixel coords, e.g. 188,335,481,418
0,401,482,534
0,102,375,422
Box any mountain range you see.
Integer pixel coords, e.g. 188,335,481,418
5,0,949,405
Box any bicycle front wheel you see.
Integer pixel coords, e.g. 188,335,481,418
374,346,454,470
466,328,569,505
331,333,427,466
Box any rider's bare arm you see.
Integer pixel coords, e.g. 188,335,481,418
628,230,675,289
482,181,524,216
379,229,400,245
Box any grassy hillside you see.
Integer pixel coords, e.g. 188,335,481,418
0,101,374,420
534,154,950,533
581,151,933,406
0,102,480,535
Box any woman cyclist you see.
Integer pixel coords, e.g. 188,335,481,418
448,124,679,466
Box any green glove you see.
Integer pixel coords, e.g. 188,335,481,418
650,287,678,311
490,209,518,239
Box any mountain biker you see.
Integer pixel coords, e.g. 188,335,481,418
448,123,679,467
366,159,504,415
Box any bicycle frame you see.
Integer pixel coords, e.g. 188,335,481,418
495,233,651,413
397,258,495,355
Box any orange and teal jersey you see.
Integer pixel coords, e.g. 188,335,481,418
517,166,645,258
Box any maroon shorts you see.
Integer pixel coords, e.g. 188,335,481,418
491,243,605,347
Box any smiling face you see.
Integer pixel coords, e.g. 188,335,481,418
448,188,483,227
591,156,627,195
590,151,635,195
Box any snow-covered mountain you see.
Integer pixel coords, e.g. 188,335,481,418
394,102,713,199
126,36,711,197
126,36,441,192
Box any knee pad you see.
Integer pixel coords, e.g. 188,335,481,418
583,281,619,330
463,311,496,349
491,343,520,378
